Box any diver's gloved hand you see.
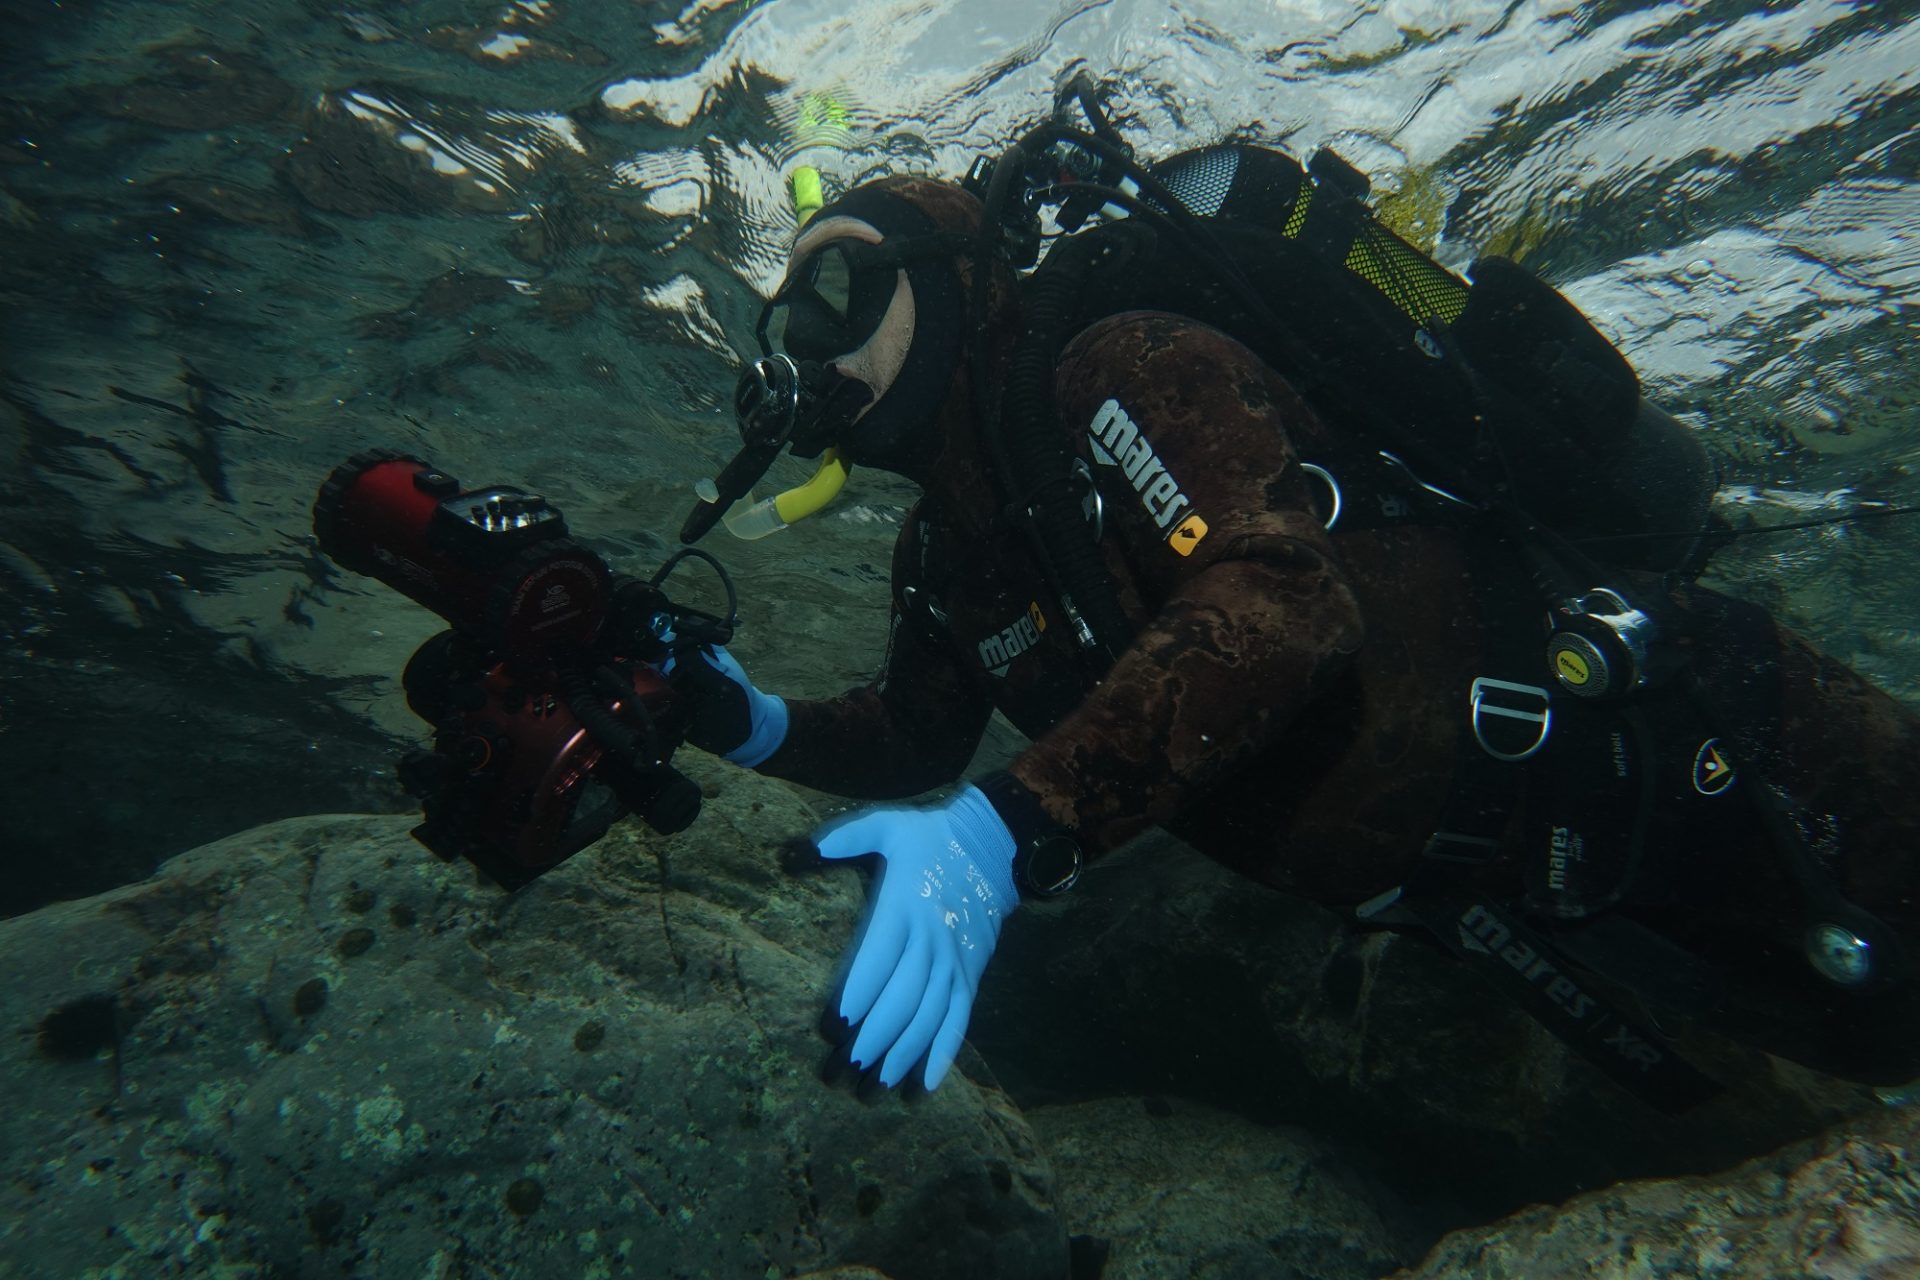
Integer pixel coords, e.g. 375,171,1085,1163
665,644,789,767
814,784,1019,1091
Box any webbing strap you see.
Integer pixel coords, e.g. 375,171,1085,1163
1371,888,1724,1111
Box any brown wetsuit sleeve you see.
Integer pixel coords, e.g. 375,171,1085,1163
1008,312,1365,854
753,504,995,798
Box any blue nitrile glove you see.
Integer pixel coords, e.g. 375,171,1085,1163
814,783,1019,1090
662,644,789,767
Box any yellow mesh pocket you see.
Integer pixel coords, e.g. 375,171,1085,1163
1344,221,1469,326
1274,183,1469,327
1282,184,1313,239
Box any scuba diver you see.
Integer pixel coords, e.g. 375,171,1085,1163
668,87,1920,1109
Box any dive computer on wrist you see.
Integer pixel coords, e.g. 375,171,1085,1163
976,770,1083,898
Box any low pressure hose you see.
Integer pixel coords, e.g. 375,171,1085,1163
998,227,1135,667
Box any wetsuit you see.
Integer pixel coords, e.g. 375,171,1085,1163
753,310,1920,1085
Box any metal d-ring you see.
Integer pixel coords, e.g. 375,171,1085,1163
1300,463,1342,530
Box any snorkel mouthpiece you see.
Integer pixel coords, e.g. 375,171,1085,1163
714,453,851,541
678,354,869,545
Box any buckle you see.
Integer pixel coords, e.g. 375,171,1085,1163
1470,676,1553,762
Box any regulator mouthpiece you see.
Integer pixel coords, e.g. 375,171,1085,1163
681,357,867,545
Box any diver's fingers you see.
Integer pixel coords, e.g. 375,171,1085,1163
701,645,749,682
814,810,892,863
835,899,909,1028
920,974,976,1092
847,927,934,1071
878,950,956,1088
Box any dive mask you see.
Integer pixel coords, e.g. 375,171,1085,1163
755,237,904,363
678,192,977,546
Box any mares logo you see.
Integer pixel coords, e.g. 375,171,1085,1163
1456,903,1596,1023
977,601,1047,678
1086,399,1208,556
1455,902,1668,1075
1546,825,1583,893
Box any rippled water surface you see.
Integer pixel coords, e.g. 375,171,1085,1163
2,0,1917,897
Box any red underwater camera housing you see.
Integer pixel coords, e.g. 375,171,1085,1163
313,450,611,656
314,451,700,889
394,628,688,890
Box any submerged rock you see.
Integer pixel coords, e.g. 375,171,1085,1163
1030,1095,1420,1279
7,759,1912,1280
0,759,1065,1279
8,751,1909,1280
1391,1101,1920,1279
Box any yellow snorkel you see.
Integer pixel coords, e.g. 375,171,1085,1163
791,163,827,226
713,95,854,541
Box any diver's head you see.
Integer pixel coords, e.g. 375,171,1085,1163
752,176,990,485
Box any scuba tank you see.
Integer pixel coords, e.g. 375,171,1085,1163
1013,137,1720,582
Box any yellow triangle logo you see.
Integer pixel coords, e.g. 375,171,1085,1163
1170,513,1209,556
1693,739,1737,796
